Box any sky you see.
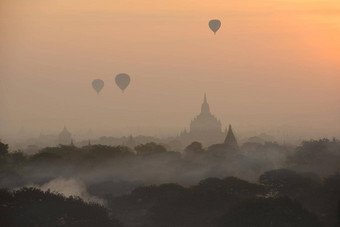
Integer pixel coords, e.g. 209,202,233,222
0,0,339,139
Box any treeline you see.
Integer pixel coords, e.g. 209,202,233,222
106,170,340,227
0,139,340,226
1,138,339,168
1,171,339,226
1,138,339,188
0,187,122,227
1,138,339,160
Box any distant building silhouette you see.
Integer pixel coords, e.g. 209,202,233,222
124,135,137,148
179,94,227,146
58,126,72,145
224,124,239,149
207,124,239,154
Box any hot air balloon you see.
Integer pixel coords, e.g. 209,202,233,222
92,79,104,94
115,73,130,92
209,19,221,35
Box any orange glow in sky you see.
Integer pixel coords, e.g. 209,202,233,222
0,0,339,137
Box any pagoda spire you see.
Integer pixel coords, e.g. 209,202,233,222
224,124,239,149
201,93,210,115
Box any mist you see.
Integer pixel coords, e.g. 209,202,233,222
1,0,340,226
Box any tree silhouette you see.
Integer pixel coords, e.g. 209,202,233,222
135,142,167,156
0,187,122,227
0,141,9,156
217,197,322,227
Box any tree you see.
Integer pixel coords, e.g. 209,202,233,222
337,200,340,227
135,142,167,156
0,187,122,227
218,197,322,227
319,173,340,226
259,169,319,196
184,141,204,158
185,141,203,153
0,141,9,156
88,145,133,159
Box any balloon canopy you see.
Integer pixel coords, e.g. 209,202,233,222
209,19,221,34
92,79,104,94
115,73,131,92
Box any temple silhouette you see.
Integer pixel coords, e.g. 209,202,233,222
58,126,72,145
179,94,237,147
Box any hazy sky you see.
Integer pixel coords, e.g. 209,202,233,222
1,0,339,138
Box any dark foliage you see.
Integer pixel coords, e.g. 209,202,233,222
184,141,204,156
109,177,267,227
0,187,122,227
290,138,340,175
217,197,322,227
135,142,167,156
1,139,340,226
259,169,319,196
0,141,9,156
